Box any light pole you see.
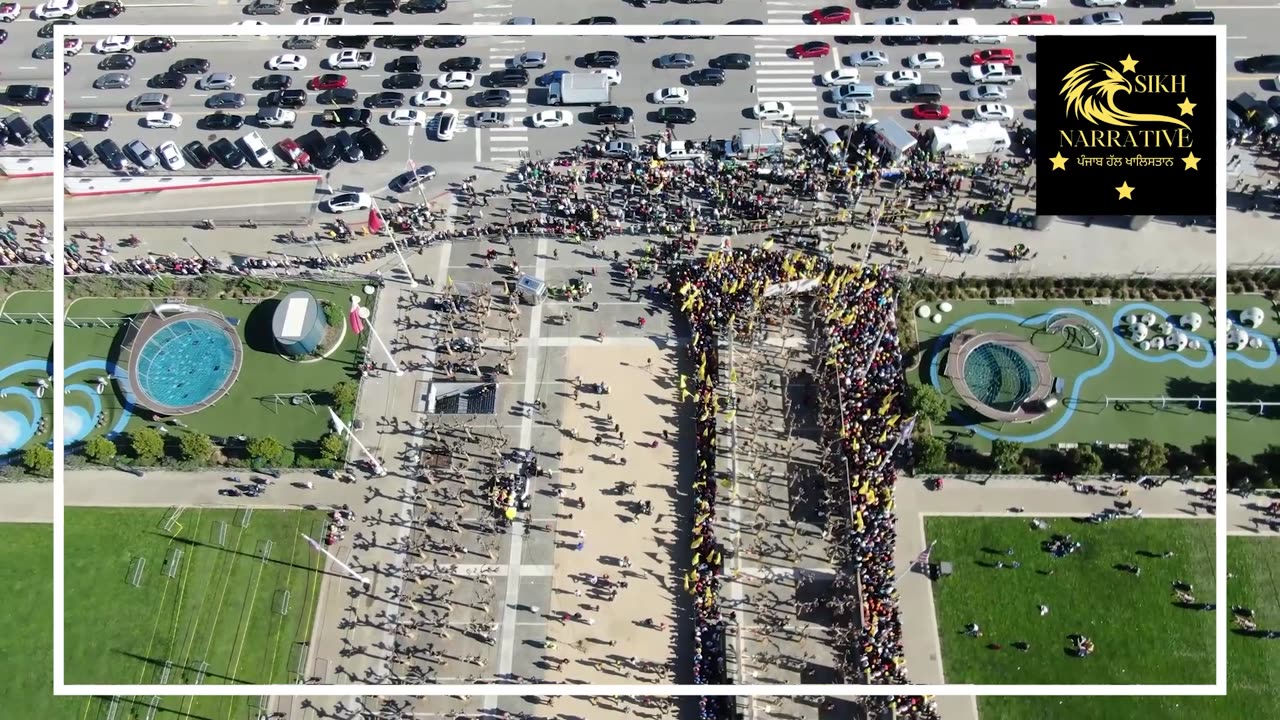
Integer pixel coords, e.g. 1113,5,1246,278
371,199,417,288
352,294,404,376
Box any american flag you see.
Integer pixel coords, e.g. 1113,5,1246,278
911,540,937,573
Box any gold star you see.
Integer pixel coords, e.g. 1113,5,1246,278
1182,152,1200,171
1119,54,1139,73
1116,181,1135,200
1048,152,1069,171
1177,97,1196,116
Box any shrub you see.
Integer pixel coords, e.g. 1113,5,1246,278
82,436,118,465
247,436,285,465
22,445,53,477
130,427,165,464
178,432,216,464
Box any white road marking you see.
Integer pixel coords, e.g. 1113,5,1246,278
474,123,482,162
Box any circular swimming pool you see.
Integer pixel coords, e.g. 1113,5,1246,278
962,342,1039,412
133,317,238,413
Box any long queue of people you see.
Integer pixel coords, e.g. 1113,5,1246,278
672,247,937,720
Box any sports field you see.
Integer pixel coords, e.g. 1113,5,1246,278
61,281,364,461
1223,294,1279,461
63,507,327,689
927,516,1215,685
909,299,1217,451
0,522,56,718
0,289,54,456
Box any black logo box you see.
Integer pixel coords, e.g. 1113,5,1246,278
1035,35,1217,217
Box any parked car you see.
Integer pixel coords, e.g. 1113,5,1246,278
183,140,215,168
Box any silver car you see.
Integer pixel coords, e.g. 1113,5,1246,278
95,72,131,90
123,139,158,170
201,72,236,91
658,53,696,69
512,51,546,69
207,92,247,109
1082,10,1124,24
245,0,283,14
474,110,510,128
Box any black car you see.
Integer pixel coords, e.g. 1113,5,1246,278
99,54,135,70
380,35,423,50
919,0,953,9
1128,0,1175,6
301,0,339,12
334,130,363,162
266,89,307,108
135,36,176,53
487,70,528,88
301,131,340,169
202,112,243,130
66,139,95,168
865,0,901,7
710,53,751,70
392,164,436,191
883,35,922,46
365,91,404,108
689,69,725,86
78,1,123,18
385,73,423,90
332,36,370,49
323,108,372,126
67,112,112,131
657,107,696,125
473,89,511,108
594,104,633,125
836,35,875,44
3,115,32,145
255,74,291,90
354,0,397,13
170,58,209,75
150,72,186,89
38,20,76,39
424,35,466,49
402,0,447,12
577,16,616,24
441,56,482,72
321,88,359,105
96,139,125,170
34,115,54,146
183,140,215,169
389,56,422,73
5,86,52,105
582,50,620,68
354,128,387,160
727,18,763,24
1243,55,1280,73
210,137,246,169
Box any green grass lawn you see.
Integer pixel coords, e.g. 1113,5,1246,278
62,281,364,459
928,516,1215,685
0,522,57,717
977,535,1280,720
908,299,1217,451
1223,294,1279,461
0,290,53,455
64,507,327,690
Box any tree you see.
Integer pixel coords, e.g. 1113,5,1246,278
907,384,949,425
247,436,285,465
1129,438,1169,476
319,432,346,461
1067,445,1102,476
82,436,117,465
22,445,53,476
130,427,165,464
330,380,358,414
914,435,948,473
990,439,1023,473
178,432,215,464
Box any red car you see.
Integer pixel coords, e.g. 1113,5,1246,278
277,137,311,168
1009,13,1056,24
807,5,852,24
791,41,832,59
912,103,950,120
308,74,348,91
971,48,1015,66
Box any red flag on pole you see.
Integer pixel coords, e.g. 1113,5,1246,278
349,308,365,335
367,206,384,234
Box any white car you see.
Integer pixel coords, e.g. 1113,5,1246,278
592,69,622,86
0,3,22,22
835,99,872,120
753,101,794,122
325,192,373,213
387,109,428,127
847,51,888,68
1084,0,1122,6
653,87,689,105
267,54,307,71
157,141,185,171
1083,10,1124,24
907,52,946,70
33,0,75,20
62,37,82,55
434,109,459,140
299,14,342,24
1001,0,1045,7
435,72,475,90
820,68,860,87
880,70,922,87
412,89,452,107
143,112,182,129
328,50,374,70
974,103,1015,122
879,15,913,25
531,109,573,128
969,84,1008,101
93,35,133,54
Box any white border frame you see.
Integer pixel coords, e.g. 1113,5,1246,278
52,22,1228,698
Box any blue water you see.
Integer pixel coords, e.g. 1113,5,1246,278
134,319,235,409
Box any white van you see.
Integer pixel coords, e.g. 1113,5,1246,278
656,140,705,162
949,17,1007,44
818,127,844,161
240,131,274,167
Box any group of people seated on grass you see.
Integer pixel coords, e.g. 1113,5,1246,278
673,246,937,720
